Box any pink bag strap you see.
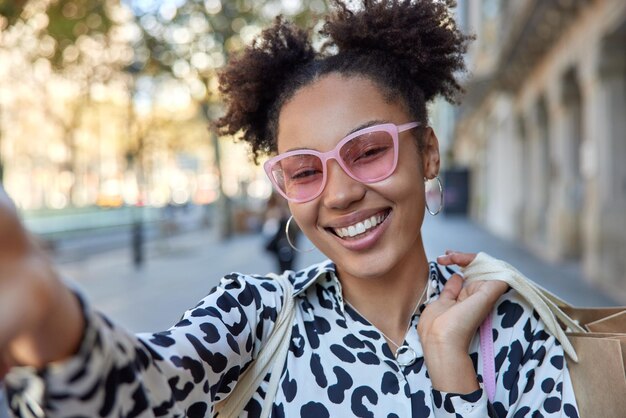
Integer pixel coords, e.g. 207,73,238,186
479,313,496,403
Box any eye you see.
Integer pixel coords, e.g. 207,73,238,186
355,145,390,161
279,155,323,183
345,142,392,165
342,131,394,164
291,168,321,180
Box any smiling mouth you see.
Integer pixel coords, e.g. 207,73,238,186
330,209,391,239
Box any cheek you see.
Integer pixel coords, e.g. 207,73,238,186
289,203,318,234
407,139,427,177
391,155,425,198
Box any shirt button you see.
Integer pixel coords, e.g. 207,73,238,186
462,404,474,413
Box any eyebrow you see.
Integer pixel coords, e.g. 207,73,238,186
283,119,390,153
347,119,389,136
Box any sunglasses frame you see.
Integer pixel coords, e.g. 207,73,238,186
264,122,420,203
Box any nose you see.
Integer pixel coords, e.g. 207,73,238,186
321,159,366,209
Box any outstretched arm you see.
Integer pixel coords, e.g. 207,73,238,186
0,187,84,374
0,188,285,417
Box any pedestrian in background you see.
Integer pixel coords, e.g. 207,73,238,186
0,1,579,417
262,192,299,272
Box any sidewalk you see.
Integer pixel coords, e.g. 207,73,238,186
421,215,620,306
58,226,325,333
58,214,620,333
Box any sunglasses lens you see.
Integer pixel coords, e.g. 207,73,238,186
271,154,324,202
269,128,397,202
340,131,395,181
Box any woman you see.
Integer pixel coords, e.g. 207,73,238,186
0,1,579,417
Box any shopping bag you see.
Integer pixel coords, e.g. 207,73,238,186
462,253,626,418
562,308,626,418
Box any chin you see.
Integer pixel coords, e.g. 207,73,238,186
335,251,398,281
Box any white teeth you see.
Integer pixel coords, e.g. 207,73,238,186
334,213,387,238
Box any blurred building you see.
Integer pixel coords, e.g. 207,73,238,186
453,0,625,298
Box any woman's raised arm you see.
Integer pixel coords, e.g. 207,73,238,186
0,187,286,417
0,187,84,373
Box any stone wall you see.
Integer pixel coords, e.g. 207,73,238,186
454,0,626,300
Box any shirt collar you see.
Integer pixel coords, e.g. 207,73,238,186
291,259,337,296
291,259,454,312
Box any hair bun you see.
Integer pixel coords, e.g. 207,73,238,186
216,16,315,159
321,0,471,103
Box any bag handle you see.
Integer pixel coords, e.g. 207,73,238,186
215,274,296,418
462,252,585,362
479,313,496,402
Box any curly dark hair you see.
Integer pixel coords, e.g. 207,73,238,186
215,0,471,162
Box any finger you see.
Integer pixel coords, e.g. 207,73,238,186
457,280,487,302
445,250,476,266
436,250,476,267
458,280,509,306
482,280,509,304
438,274,463,302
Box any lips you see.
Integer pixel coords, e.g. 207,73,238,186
330,209,390,239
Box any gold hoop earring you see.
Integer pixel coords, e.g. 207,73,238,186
425,176,444,216
285,215,315,253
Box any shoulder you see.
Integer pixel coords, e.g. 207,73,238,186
489,288,561,368
193,260,335,312
224,258,334,294
431,263,541,334
433,262,542,333
492,288,543,336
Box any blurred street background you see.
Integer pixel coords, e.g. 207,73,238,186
56,213,622,334
0,0,624,416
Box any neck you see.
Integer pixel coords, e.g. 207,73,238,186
339,244,430,344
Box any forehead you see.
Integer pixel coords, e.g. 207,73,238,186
276,74,409,153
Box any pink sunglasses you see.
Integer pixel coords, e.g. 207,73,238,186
264,122,420,203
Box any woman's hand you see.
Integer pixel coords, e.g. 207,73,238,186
417,250,508,394
0,188,83,378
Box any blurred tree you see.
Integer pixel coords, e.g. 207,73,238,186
0,0,29,183
0,0,29,27
0,1,131,202
127,0,326,237
1,0,118,73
